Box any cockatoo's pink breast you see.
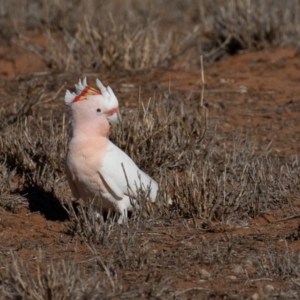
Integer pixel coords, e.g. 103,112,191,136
66,137,109,198
64,78,167,222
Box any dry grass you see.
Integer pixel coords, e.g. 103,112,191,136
2,0,300,71
1,0,300,298
1,80,300,295
196,0,300,60
2,92,297,222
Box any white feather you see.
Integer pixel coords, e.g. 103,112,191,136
65,90,75,105
96,79,109,97
75,78,87,94
98,141,158,202
107,86,116,99
96,78,104,91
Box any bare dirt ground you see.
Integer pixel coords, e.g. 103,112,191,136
1,2,300,295
1,38,300,298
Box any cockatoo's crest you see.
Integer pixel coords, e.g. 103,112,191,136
65,78,119,114
65,77,119,125
65,78,101,105
73,86,101,103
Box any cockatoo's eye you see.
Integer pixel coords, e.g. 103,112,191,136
96,108,101,112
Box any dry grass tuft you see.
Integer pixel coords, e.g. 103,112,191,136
197,0,300,60
1,0,300,297
18,20,195,71
0,251,123,299
1,87,300,222
4,0,300,71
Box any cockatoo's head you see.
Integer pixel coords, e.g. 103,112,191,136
65,78,119,125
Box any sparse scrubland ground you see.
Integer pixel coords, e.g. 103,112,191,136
1,0,300,299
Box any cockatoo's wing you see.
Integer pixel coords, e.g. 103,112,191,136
98,141,158,202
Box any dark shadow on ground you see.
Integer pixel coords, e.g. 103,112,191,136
21,182,133,224
21,184,69,222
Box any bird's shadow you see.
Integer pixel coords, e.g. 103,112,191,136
21,183,69,222
20,183,135,223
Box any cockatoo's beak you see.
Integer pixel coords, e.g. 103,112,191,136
106,112,119,125
95,79,119,125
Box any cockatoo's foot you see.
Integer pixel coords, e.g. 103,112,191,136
117,213,127,224
115,195,138,224
94,211,101,219
71,197,80,202
117,206,129,224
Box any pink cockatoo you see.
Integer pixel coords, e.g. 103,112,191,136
64,78,158,223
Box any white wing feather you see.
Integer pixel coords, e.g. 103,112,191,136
99,142,158,201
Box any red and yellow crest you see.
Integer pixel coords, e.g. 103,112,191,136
73,86,101,103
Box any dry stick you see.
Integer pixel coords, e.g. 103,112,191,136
249,278,273,282
175,287,211,297
186,89,251,94
291,278,300,287
121,163,131,192
199,55,208,142
272,214,300,224
137,124,168,147
61,113,66,140
205,34,233,62
84,243,116,292
121,162,135,204
1,88,45,131
43,82,66,103
200,55,205,108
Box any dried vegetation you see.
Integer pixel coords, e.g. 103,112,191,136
2,0,300,71
1,0,300,298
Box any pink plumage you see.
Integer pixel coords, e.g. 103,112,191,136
64,78,158,223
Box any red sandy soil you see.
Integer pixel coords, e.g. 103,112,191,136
1,38,300,298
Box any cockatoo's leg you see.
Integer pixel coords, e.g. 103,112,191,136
115,195,139,224
117,209,128,224
94,211,102,220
